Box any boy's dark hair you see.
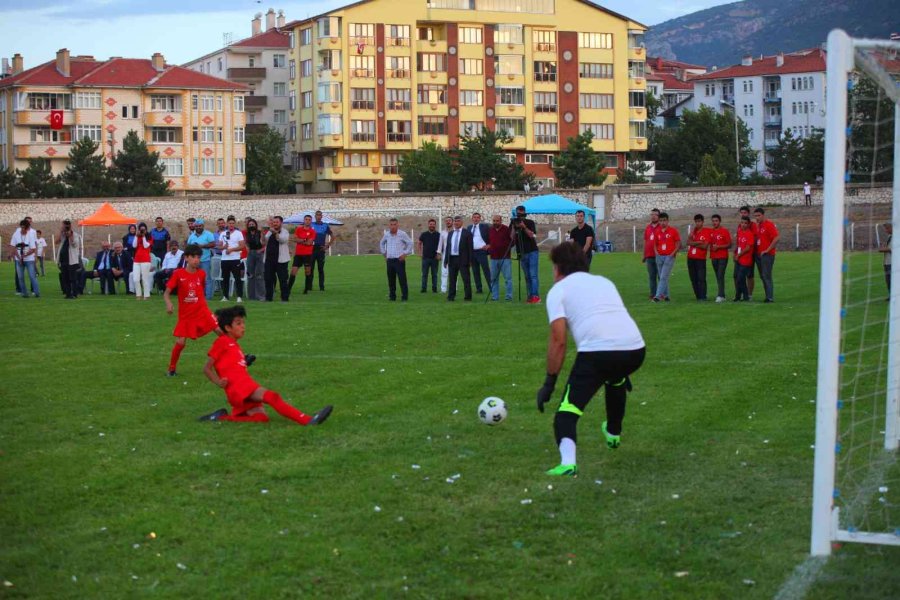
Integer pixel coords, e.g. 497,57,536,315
711,214,721,221
659,212,670,220
741,216,751,224
753,207,765,215
19,218,29,227
651,208,660,214
550,242,589,277
183,244,202,257
216,305,247,330
693,214,704,221
739,205,751,213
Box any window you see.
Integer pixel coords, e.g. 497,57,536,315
496,86,525,105
27,93,72,110
381,152,401,174
628,91,645,108
192,159,199,175
495,55,524,75
131,105,138,119
744,104,754,117
629,120,646,138
29,127,71,143
350,55,375,78
387,120,412,142
301,91,312,108
503,154,516,164
296,154,314,170
273,110,287,124
199,126,215,142
300,59,312,77
628,61,645,78
580,123,614,139
349,23,375,46
318,50,342,71
705,83,715,96
533,30,556,52
534,122,557,144
317,16,341,38
387,56,410,78
233,96,244,112
318,154,335,169
350,87,375,110
460,27,482,44
430,0,554,13
289,59,296,79
460,121,483,137
417,53,447,72
534,91,557,112
234,158,245,174
350,120,376,142
74,92,101,109
417,84,447,104
495,117,524,136
459,58,483,75
317,114,342,135
579,63,613,79
217,57,223,72
289,90,296,110
201,95,214,111
160,158,183,176
300,28,312,45
525,153,553,164
386,88,411,111
151,128,181,143
317,82,342,103
459,90,483,106
121,105,129,118
201,158,215,175
605,154,619,169
73,125,102,143
495,24,523,44
743,80,754,93
417,26,435,41
150,95,178,111
274,82,287,97
191,94,199,110
343,152,369,167
418,116,447,135
301,122,312,139
388,24,410,46
234,127,245,143
533,61,556,82
217,159,224,175
216,127,224,143
578,33,613,49
579,93,613,109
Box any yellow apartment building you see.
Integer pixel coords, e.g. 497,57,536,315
285,0,647,193
0,50,248,194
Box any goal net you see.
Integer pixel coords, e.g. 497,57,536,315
811,30,900,555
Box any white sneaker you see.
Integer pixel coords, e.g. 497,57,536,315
236,297,243,303
220,297,229,302
715,296,726,303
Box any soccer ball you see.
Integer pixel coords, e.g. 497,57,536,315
478,397,507,426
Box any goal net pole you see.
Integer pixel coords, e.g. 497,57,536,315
887,101,900,452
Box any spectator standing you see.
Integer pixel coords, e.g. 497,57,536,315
468,212,492,295
244,218,265,301
264,216,291,302
122,223,137,292
438,216,453,293
132,222,154,300
803,182,812,207
35,230,47,276
444,215,474,302
734,217,755,301
879,223,892,296
569,210,595,270
488,215,513,301
379,218,413,301
512,205,540,304
219,216,246,302
288,215,316,296
151,217,171,261
686,214,711,301
57,219,82,299
708,214,732,303
418,218,441,293
212,218,227,259
184,218,196,245
653,212,680,302
188,219,216,300
311,211,334,291
753,208,779,303
154,241,185,291
10,219,39,298
642,208,660,300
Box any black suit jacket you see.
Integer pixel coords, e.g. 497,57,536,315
467,223,491,249
109,252,132,274
444,228,474,267
92,249,113,272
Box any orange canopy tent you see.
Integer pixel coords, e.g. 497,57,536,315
77,202,138,259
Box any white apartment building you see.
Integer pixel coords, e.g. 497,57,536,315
690,49,826,172
184,9,292,166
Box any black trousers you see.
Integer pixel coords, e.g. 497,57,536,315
687,258,707,300
421,257,438,291
757,254,775,301
313,246,327,290
446,256,471,300
60,263,80,297
83,269,117,294
264,261,289,301
471,249,491,293
221,260,244,298
386,258,408,300
734,263,752,300
711,258,728,298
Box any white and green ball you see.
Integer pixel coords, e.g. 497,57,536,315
478,397,508,426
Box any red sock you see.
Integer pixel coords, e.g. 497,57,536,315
220,413,269,423
263,390,310,425
169,342,186,372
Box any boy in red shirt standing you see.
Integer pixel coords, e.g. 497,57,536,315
198,306,333,425
642,208,660,300
734,217,756,301
686,214,711,301
753,207,780,303
708,214,732,303
288,214,316,297
653,212,681,302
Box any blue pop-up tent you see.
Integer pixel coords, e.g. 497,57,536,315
510,194,596,228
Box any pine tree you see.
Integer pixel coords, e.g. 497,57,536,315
616,153,652,184
0,168,21,199
110,130,169,196
62,137,114,197
245,126,294,194
17,158,62,198
553,131,605,188
399,141,458,192
698,153,727,187
455,127,530,191
767,128,806,184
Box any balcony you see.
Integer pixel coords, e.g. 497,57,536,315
386,132,412,143
629,138,648,151
764,91,782,103
144,111,184,127
244,96,268,109
533,43,556,54
628,46,646,61
246,124,269,135
317,67,342,82
320,165,380,181
15,110,73,126
15,143,71,159
416,39,448,54
534,135,558,146
317,134,344,148
764,117,782,127
227,67,267,80
764,138,780,149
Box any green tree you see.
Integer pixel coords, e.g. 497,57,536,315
110,130,169,196
17,158,62,198
399,141,458,192
848,76,895,183
698,153,727,187
616,153,652,184
553,131,606,188
800,128,825,183
456,127,532,191
711,145,740,185
0,168,21,199
62,137,114,197
767,128,806,184
246,126,294,194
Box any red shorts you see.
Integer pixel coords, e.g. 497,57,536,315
225,376,261,414
173,312,218,340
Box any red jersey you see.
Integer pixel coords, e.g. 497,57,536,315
655,226,680,256
756,219,779,255
643,223,659,259
735,229,756,267
167,268,209,319
294,226,315,256
687,227,712,260
133,235,152,263
708,227,732,260
208,335,250,384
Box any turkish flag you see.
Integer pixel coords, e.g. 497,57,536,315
357,42,365,54
50,110,64,130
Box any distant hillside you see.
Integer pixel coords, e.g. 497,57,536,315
645,0,899,68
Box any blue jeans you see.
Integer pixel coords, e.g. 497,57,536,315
201,259,213,299
520,251,539,298
655,254,676,299
490,258,513,300
16,260,40,296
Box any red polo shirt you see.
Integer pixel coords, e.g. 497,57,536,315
688,227,712,260
643,223,659,259
736,229,756,266
655,226,680,256
709,227,732,260
756,220,779,255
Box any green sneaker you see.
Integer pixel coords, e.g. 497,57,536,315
545,464,578,477
602,421,621,450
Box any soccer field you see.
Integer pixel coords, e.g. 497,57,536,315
1,253,898,599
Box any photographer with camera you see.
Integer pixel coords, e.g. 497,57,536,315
244,218,265,300
219,215,246,302
57,219,82,299
512,205,540,304
10,219,40,298
132,221,154,299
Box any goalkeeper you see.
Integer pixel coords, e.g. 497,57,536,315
537,242,646,476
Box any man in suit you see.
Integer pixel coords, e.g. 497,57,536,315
467,212,492,295
109,241,132,293
80,241,116,295
443,215,474,301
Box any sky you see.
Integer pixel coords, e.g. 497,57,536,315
0,0,735,68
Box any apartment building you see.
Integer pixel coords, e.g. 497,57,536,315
285,0,647,193
184,8,292,166
645,56,704,128
690,49,826,172
0,49,248,194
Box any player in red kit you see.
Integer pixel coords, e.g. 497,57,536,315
198,306,333,425
733,217,755,301
686,214,711,301
288,214,316,297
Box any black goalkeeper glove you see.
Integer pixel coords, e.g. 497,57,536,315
536,373,558,413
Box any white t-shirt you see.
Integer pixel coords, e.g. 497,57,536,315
546,272,645,352
221,229,244,261
803,183,811,195
10,228,37,262
36,237,47,257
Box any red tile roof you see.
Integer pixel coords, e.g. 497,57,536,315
0,58,101,88
648,56,707,71
75,58,160,87
149,66,248,90
230,29,290,48
691,50,826,81
656,72,694,91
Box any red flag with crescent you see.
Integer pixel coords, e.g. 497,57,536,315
50,110,64,130
357,42,365,54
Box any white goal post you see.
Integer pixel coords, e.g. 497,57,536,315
810,29,900,556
